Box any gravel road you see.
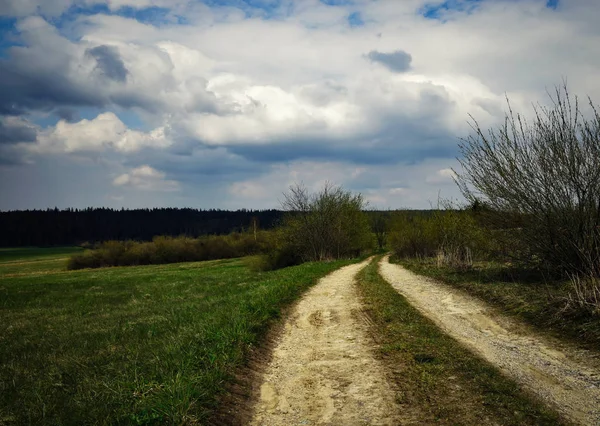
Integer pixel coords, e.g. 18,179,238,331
250,259,407,425
379,255,600,426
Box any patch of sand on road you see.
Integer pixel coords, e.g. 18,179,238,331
250,259,408,426
379,255,600,426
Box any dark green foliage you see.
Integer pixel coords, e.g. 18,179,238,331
389,209,488,269
369,211,390,250
279,182,373,262
0,208,284,247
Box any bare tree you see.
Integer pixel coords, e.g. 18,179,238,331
454,84,600,276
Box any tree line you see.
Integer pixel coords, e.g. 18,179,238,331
0,208,284,247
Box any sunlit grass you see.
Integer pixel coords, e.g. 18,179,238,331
0,249,356,425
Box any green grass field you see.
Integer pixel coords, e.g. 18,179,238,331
0,246,83,276
0,248,356,425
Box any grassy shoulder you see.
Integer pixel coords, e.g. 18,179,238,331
355,258,564,425
397,257,600,351
0,252,357,425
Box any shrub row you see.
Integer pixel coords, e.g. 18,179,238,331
67,232,275,270
389,209,490,270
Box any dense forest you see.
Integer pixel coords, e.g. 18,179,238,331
0,208,284,247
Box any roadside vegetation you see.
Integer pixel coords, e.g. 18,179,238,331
68,182,375,271
254,182,373,270
0,250,358,425
388,84,600,348
356,259,563,425
67,232,274,270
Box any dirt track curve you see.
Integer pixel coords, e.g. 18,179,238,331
379,255,600,426
250,259,406,425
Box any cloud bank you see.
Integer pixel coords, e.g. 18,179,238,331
1,0,599,210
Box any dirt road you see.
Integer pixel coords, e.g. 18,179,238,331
379,255,600,426
250,259,405,425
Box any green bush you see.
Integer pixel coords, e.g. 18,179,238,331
390,209,488,269
280,183,373,262
67,232,277,270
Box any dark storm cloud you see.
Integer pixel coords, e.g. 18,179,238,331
0,56,104,115
366,50,412,72
86,45,129,82
131,145,264,184
55,107,80,123
0,51,158,115
228,137,457,166
226,91,458,166
0,117,37,144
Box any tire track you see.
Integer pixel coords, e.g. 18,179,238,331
379,255,600,426
250,259,407,425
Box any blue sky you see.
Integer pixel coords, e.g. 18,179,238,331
0,0,597,210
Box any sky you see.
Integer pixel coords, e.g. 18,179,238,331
0,0,599,210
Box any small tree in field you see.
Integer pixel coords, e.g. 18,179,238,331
369,211,390,251
455,84,600,277
281,182,372,261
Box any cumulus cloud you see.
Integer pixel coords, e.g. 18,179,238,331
425,168,457,184
0,0,74,17
0,116,38,144
0,0,192,17
366,50,413,73
0,17,218,116
113,165,179,191
2,0,600,209
35,112,170,153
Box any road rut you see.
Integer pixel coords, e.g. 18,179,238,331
379,255,600,426
250,259,404,425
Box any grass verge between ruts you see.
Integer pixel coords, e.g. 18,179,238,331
355,258,565,425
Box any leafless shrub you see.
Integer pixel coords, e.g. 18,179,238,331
455,84,600,277
564,274,600,316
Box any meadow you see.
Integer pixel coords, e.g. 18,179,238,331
0,247,356,425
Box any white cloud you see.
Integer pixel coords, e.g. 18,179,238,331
389,187,408,195
0,0,193,16
0,0,74,17
3,0,600,208
34,113,170,153
113,165,179,191
229,181,269,200
425,168,457,184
